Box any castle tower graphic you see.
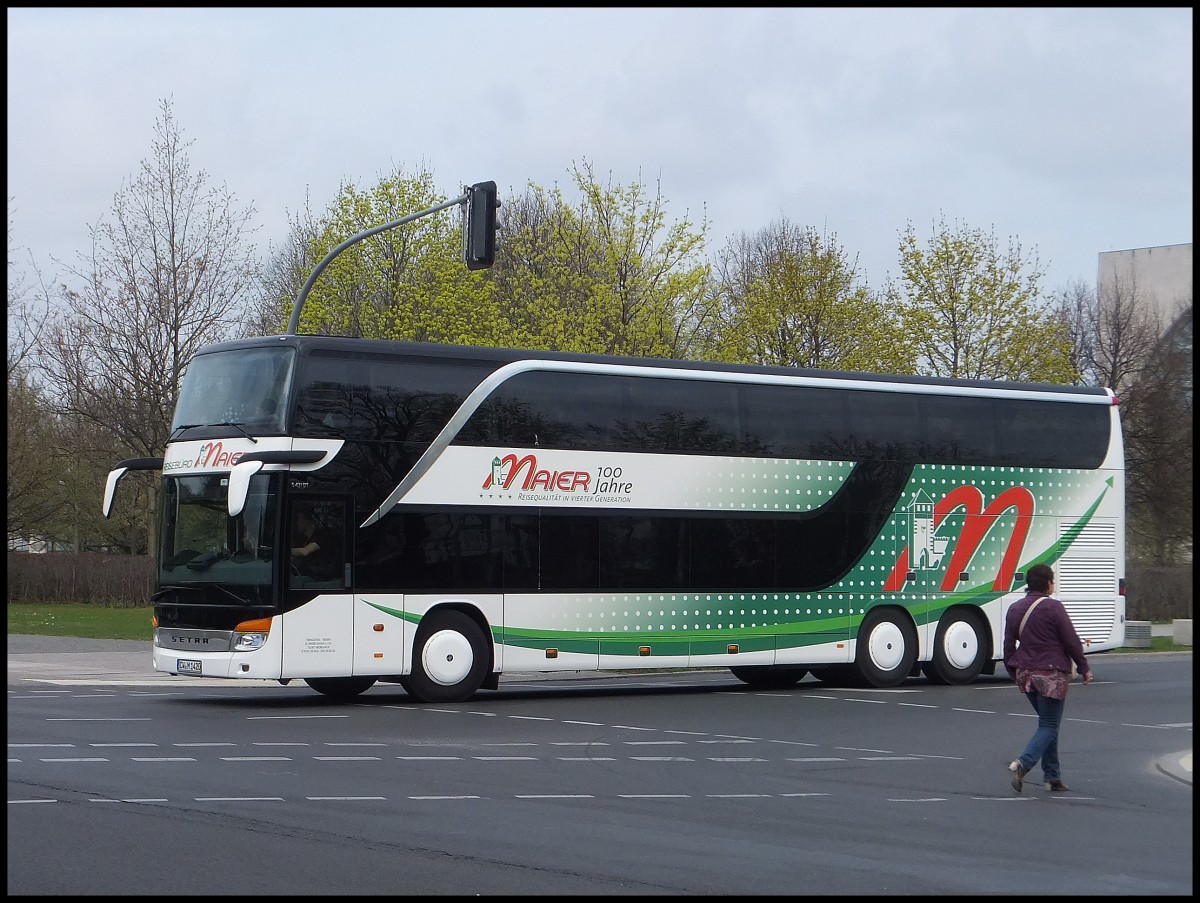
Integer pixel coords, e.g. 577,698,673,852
907,489,948,570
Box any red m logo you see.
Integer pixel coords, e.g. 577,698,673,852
884,485,1034,592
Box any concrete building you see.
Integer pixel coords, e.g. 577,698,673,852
1097,242,1193,331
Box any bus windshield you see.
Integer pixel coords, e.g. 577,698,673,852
172,346,295,434
159,473,278,587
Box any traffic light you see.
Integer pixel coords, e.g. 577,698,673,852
463,180,500,270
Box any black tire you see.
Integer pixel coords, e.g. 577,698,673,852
854,607,918,688
303,676,376,699
922,608,988,685
729,665,808,689
405,610,490,704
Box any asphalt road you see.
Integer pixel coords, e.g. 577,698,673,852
7,636,1193,895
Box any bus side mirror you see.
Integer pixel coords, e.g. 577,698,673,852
102,468,128,519
227,449,327,516
102,457,164,517
227,459,265,518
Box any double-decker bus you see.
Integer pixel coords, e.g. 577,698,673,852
103,334,1125,702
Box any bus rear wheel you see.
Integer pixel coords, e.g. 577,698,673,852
304,676,376,699
729,665,808,689
922,608,988,685
405,610,490,704
855,608,917,688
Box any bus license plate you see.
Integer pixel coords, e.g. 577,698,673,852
177,659,202,675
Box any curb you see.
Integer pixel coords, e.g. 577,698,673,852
1156,750,1193,787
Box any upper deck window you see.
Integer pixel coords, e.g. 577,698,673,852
292,350,493,443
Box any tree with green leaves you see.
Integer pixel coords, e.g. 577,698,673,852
260,161,712,361
489,160,712,358
891,213,1073,382
286,166,509,345
707,218,913,373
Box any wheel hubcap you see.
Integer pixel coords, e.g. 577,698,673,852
867,621,906,672
422,629,473,686
942,621,979,670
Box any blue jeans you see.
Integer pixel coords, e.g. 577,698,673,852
1017,691,1065,781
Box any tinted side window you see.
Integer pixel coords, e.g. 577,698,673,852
920,394,1110,467
466,373,740,453
539,514,599,590
424,362,1110,468
690,516,775,590
354,508,501,591
617,378,738,452
598,515,689,589
293,351,490,443
740,384,846,458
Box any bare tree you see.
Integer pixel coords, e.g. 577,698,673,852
1122,302,1192,564
1089,268,1162,397
36,98,260,553
1049,278,1098,386
1055,272,1190,565
248,189,322,337
7,203,51,381
7,203,66,543
6,376,72,546
1050,271,1162,395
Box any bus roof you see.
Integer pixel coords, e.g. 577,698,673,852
195,333,1114,399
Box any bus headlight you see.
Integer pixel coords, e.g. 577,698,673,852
233,617,272,652
234,631,268,652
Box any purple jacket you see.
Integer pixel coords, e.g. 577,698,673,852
1003,591,1090,680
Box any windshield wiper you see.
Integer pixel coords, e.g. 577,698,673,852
209,422,258,443
150,585,206,602
154,584,205,594
169,423,202,440
170,422,259,443
210,583,254,607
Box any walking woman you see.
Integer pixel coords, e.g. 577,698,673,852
1002,563,1094,793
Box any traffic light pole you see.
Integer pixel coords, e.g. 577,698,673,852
285,180,498,335
285,193,465,335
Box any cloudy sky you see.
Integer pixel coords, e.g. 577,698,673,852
7,8,1193,300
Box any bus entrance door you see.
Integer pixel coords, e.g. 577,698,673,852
280,496,354,679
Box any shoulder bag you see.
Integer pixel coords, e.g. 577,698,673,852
1018,596,1044,638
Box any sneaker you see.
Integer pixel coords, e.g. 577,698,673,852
1047,779,1069,792
1008,760,1026,793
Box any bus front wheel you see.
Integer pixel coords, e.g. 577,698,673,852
304,676,376,699
855,608,917,688
405,610,490,704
